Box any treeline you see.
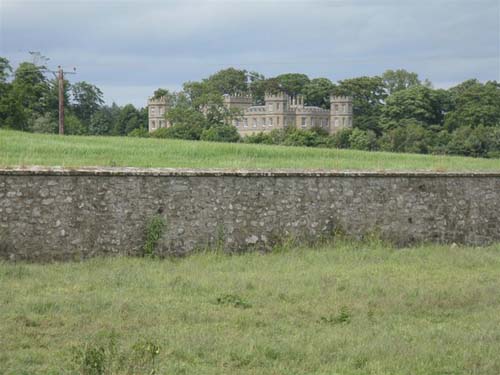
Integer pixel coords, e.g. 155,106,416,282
148,68,500,158
0,57,148,136
1,56,499,158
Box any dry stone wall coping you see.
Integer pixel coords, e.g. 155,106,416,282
1,166,499,178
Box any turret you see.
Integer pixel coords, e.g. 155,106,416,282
148,96,169,132
264,91,289,113
223,93,253,111
329,95,353,133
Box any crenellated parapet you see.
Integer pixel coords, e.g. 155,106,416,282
148,96,169,106
329,95,352,103
264,91,288,101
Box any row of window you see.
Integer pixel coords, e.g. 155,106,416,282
234,117,340,129
149,107,165,116
333,103,352,114
234,117,281,128
332,117,352,127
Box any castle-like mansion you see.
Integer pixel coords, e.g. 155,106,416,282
148,92,353,136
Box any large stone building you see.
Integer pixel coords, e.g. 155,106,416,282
148,92,353,135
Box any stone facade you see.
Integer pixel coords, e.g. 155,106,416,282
226,93,353,136
147,93,353,136
1,168,499,262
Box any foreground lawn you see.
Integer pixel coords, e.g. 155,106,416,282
1,241,500,374
1,129,499,171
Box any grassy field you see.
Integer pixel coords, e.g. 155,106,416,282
1,129,499,171
1,240,500,374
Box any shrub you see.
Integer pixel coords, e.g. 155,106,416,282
150,123,202,140
143,215,166,257
348,128,378,151
128,128,149,137
201,124,240,143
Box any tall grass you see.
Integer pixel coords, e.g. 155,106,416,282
1,241,500,374
1,129,499,171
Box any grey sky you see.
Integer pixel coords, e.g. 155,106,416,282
1,0,499,107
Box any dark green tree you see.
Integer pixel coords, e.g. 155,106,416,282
71,81,104,127
380,86,447,129
444,80,500,130
201,124,240,142
381,69,422,94
275,73,310,96
303,78,334,108
113,104,143,135
333,76,387,134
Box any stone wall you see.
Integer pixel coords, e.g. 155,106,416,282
1,167,499,261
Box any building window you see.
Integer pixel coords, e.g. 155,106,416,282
268,117,273,126
150,107,156,115
335,118,339,127
268,104,273,112
151,120,156,129
335,104,339,112
276,103,280,110
159,108,164,115
342,104,346,113
253,118,257,128
301,117,307,127
277,117,280,125
234,119,239,127
244,118,248,128
159,120,165,128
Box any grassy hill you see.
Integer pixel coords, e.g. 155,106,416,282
1,129,499,171
1,240,500,374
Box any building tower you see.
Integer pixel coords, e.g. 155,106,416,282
148,96,169,133
264,92,289,129
330,96,353,133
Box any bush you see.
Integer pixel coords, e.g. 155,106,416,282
328,128,352,149
32,113,57,134
201,124,240,143
143,215,166,257
283,129,323,147
348,128,378,151
128,128,149,138
150,123,202,140
378,123,431,154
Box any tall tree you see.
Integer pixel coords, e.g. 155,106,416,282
11,62,50,130
275,73,310,96
71,81,104,126
382,69,422,94
380,85,447,129
113,104,143,135
444,80,500,130
204,68,249,94
303,78,334,108
0,57,12,83
333,76,387,134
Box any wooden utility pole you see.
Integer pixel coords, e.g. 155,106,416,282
58,66,64,135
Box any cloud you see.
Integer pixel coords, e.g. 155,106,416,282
1,0,498,107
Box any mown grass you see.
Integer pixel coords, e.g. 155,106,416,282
1,129,499,171
1,240,500,374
